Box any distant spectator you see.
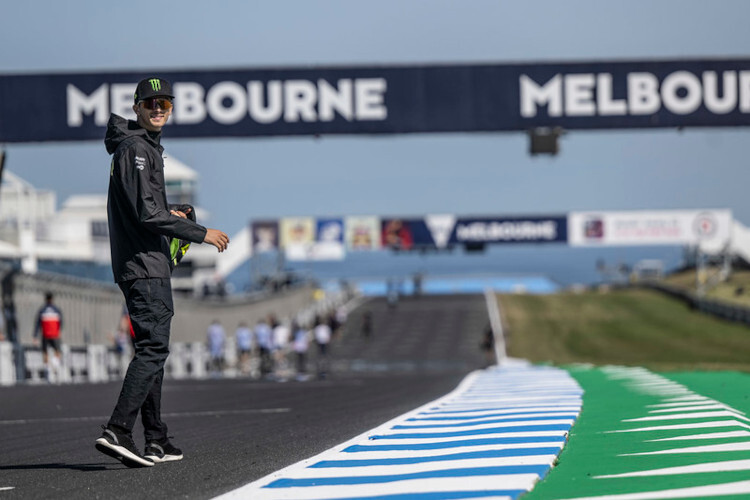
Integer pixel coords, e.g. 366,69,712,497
272,319,291,377
480,323,495,367
235,321,253,375
113,305,133,355
387,279,399,308
114,329,131,356
361,311,373,339
327,311,342,338
2,299,17,344
34,292,63,382
254,316,274,377
313,315,332,379
206,320,226,376
292,321,310,380
413,272,423,296
336,306,348,330
272,319,290,352
216,279,227,299
120,304,135,340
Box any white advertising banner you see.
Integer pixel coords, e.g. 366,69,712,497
568,209,732,252
283,217,346,262
345,216,382,251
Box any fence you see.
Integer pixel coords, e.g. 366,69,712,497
0,338,298,386
641,281,750,326
0,263,355,385
1,263,330,346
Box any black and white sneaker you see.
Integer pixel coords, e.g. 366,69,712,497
95,425,154,468
144,439,183,463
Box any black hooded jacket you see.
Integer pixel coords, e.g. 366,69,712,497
105,114,207,283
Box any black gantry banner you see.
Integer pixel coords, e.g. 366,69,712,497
2,58,749,142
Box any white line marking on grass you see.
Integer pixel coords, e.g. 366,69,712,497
595,459,750,478
646,399,714,408
645,430,750,442
622,410,750,422
606,420,750,433
560,479,750,499
621,441,750,456
661,395,712,402
647,404,733,414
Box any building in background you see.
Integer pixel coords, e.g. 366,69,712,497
164,156,198,206
0,157,224,291
0,170,56,271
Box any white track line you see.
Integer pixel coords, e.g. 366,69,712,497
215,363,582,500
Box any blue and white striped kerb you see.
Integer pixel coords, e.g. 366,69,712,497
216,360,582,500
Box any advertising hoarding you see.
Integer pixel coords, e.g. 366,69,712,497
4,58,750,142
568,209,732,252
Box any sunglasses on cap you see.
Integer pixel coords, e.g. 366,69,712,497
139,98,173,110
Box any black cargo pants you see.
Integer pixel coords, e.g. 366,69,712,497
108,277,173,443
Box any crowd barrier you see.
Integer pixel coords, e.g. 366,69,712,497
0,263,357,386
0,291,356,386
0,341,216,386
641,281,750,326
3,265,325,346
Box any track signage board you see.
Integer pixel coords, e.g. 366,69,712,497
2,58,749,142
568,209,732,252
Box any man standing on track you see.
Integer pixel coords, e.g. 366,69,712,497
95,77,229,468
33,292,63,382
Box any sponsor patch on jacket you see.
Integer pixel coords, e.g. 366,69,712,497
135,156,147,171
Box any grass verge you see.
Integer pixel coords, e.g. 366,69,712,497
498,287,750,372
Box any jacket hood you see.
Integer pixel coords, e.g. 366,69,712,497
104,114,160,154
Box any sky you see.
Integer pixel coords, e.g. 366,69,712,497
2,0,749,238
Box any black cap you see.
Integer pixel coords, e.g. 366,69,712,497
134,77,174,103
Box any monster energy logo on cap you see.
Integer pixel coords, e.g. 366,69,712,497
135,76,174,103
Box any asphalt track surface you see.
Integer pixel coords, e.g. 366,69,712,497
0,295,490,499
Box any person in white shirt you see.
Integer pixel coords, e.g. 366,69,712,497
291,321,310,380
206,320,226,376
235,322,253,375
272,319,291,378
254,317,273,377
313,315,332,379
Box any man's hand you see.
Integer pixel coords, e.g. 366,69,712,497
204,228,230,252
170,209,190,219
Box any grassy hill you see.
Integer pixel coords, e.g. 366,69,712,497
497,287,750,372
663,267,750,307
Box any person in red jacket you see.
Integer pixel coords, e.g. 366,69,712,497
34,292,63,379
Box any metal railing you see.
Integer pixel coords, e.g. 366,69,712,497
0,262,356,385
1,263,326,346
641,281,750,327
